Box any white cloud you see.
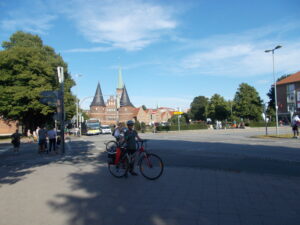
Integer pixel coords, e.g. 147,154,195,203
1,14,56,34
178,22,300,78
132,95,192,110
59,0,177,51
0,0,56,34
63,46,115,53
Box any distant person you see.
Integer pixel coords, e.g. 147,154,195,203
292,115,300,138
27,129,33,143
36,126,40,143
33,130,38,142
38,126,47,153
47,127,57,154
11,129,21,153
113,122,125,142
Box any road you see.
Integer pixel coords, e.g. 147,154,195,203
0,127,299,225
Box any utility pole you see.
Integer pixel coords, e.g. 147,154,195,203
57,67,65,154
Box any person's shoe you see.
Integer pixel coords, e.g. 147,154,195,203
130,171,138,176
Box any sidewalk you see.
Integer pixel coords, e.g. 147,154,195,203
0,137,300,225
1,160,299,225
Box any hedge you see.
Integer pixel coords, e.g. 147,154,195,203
156,122,208,131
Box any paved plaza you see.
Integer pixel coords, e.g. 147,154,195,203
0,127,300,225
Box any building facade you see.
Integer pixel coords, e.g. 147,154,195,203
0,118,18,136
276,71,300,123
87,68,175,125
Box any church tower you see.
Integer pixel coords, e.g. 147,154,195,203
119,85,135,122
89,82,106,121
116,67,124,109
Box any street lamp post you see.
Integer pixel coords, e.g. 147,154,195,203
57,67,65,154
265,45,282,136
73,74,83,130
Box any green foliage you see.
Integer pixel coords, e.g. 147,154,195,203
169,114,188,124
207,94,230,121
134,121,141,131
266,86,275,120
140,122,146,133
0,31,76,132
157,122,207,131
189,96,209,120
277,74,292,82
248,121,276,127
233,83,263,121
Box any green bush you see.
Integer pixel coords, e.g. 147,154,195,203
157,122,208,131
134,121,141,131
248,121,276,127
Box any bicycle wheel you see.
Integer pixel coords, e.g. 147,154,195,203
108,157,129,178
139,153,164,180
106,140,118,153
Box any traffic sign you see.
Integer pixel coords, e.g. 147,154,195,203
39,97,57,106
173,111,183,115
39,90,59,106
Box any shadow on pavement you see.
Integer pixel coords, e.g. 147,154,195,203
0,140,95,186
147,139,300,177
46,138,300,225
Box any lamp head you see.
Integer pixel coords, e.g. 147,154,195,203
265,50,271,53
275,45,282,50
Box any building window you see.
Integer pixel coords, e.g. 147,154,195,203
287,84,296,112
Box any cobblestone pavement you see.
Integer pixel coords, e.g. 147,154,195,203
0,128,300,225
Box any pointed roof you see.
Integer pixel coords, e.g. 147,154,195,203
90,82,106,107
120,85,134,107
117,67,124,89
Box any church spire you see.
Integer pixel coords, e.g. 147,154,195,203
90,82,106,107
117,66,124,89
120,85,134,107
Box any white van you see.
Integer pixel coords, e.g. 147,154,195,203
100,125,112,134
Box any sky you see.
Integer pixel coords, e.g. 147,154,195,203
1,0,300,110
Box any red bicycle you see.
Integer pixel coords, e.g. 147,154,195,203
107,140,164,180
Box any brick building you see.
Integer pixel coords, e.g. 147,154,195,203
0,118,18,136
87,68,175,125
276,71,300,123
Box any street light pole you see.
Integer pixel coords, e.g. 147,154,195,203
57,67,65,154
73,74,82,130
265,45,282,136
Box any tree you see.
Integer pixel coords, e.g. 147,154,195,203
141,105,147,110
266,86,275,120
0,31,76,133
233,83,263,121
189,96,209,121
207,94,230,121
169,114,187,125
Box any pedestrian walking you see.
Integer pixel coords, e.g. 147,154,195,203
38,126,47,153
33,130,38,142
27,129,33,143
11,129,21,153
292,115,300,138
47,127,57,154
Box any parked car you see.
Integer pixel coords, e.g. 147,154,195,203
100,125,112,134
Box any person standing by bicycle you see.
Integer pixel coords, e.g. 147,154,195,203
113,122,126,142
124,120,142,176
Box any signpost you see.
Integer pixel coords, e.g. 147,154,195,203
174,110,183,131
57,67,65,154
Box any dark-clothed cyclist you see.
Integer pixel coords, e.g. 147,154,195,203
124,120,142,176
